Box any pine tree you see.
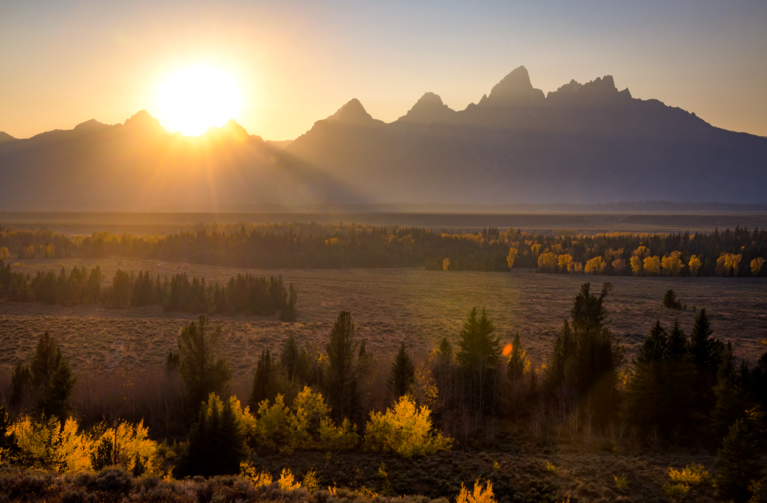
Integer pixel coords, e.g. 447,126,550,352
325,311,364,423
279,284,298,321
37,355,77,420
712,344,750,440
175,394,246,477
249,349,278,409
456,307,501,413
666,319,688,361
9,362,32,408
280,334,299,381
388,342,415,399
178,316,232,408
716,416,764,503
688,309,725,432
506,332,528,384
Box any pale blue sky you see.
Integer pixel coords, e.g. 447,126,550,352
1,0,766,139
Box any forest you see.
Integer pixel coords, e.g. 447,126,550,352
2,224,766,276
0,260,297,319
1,282,766,502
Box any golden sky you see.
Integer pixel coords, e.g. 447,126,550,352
1,1,766,140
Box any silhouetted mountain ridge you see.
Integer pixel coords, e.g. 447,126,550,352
1,66,766,210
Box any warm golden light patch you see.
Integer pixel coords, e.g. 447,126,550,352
157,66,242,136
502,344,512,357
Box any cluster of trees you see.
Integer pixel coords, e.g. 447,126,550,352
0,260,297,319
4,224,767,276
2,282,766,499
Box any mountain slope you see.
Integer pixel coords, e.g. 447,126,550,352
0,112,350,210
2,66,766,210
285,66,767,204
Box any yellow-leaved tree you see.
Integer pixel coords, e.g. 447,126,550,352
661,251,684,277
507,247,518,270
643,256,661,276
689,255,703,276
751,257,765,277
537,252,558,272
364,395,451,457
557,254,574,273
585,256,606,275
612,259,626,274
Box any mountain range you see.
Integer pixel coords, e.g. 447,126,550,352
1,66,766,210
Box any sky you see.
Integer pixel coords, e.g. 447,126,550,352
1,0,766,140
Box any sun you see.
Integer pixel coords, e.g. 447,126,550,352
157,66,242,136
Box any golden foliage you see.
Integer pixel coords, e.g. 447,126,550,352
278,467,301,490
584,256,606,275
239,461,273,487
612,258,626,274
457,480,496,503
302,469,321,491
506,247,518,269
10,415,158,474
557,254,574,273
750,257,765,277
643,256,661,276
630,256,642,275
716,253,743,276
443,258,450,271
661,251,684,276
668,464,709,486
0,247,10,260
688,255,703,276
537,252,558,272
364,395,452,457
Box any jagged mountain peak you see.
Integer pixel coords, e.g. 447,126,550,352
480,66,545,106
327,98,374,124
74,118,110,133
396,92,455,124
124,110,163,131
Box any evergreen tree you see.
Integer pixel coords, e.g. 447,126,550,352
688,309,725,430
279,284,298,321
324,311,364,423
175,394,246,477
716,416,764,503
249,349,278,409
388,342,415,399
456,307,502,413
280,333,299,381
546,284,624,427
506,332,528,385
666,319,688,361
9,362,32,409
712,344,750,440
37,355,77,420
177,316,232,408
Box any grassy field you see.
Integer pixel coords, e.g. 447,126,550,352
1,258,766,382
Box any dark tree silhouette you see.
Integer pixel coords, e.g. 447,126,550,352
388,342,415,400
178,316,232,408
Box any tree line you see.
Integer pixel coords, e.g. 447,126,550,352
2,281,765,500
0,260,297,319
3,223,767,275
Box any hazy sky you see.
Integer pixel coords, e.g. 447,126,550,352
2,0,766,140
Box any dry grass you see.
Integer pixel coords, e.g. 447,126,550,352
1,258,766,383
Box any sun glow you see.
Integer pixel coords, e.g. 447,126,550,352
157,66,242,136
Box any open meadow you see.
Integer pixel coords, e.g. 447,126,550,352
2,257,765,383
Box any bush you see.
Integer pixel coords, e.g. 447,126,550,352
456,480,496,503
663,289,682,310
365,395,452,457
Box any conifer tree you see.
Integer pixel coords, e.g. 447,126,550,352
176,394,246,477
666,319,688,361
325,311,366,423
711,344,750,440
9,362,32,409
716,416,764,503
388,342,415,399
688,309,725,430
249,349,279,409
456,307,501,413
280,334,299,381
178,316,232,408
506,332,528,384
